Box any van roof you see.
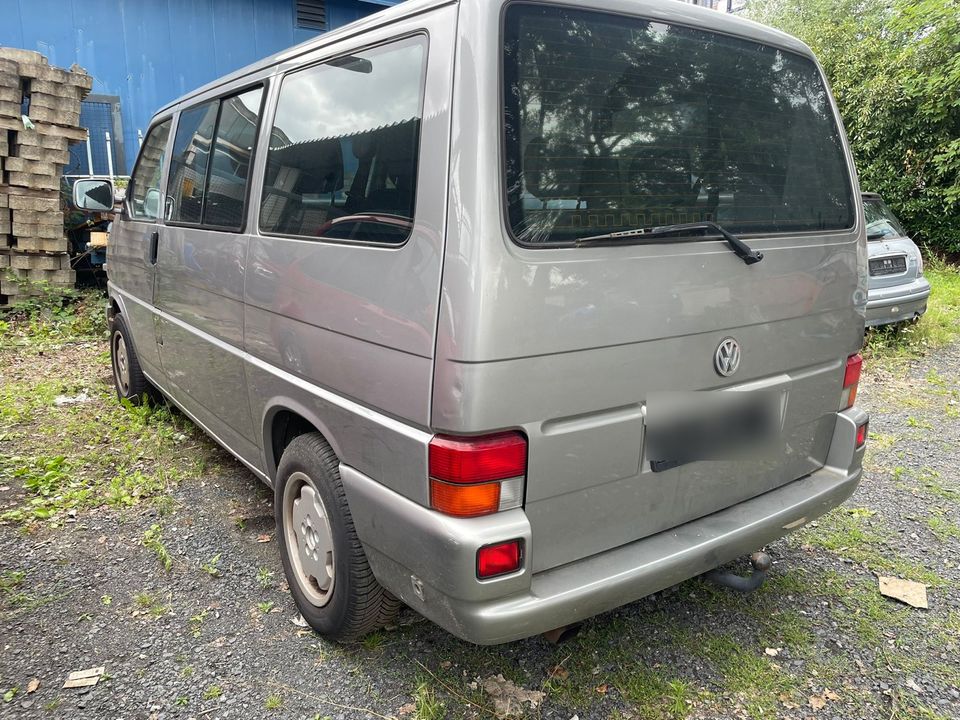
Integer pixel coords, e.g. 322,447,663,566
156,0,813,116
156,0,455,114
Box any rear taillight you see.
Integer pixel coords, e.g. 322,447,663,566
477,539,523,578
429,432,526,517
841,353,862,410
856,421,868,448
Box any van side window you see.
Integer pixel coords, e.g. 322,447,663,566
206,88,264,230
166,87,264,229
167,102,218,224
127,119,172,222
260,36,426,245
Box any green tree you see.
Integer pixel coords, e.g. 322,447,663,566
747,0,960,252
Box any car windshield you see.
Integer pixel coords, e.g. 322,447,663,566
502,4,855,245
863,197,908,240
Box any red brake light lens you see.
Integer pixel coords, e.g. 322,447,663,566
477,540,522,579
856,421,868,448
844,353,863,388
841,353,863,410
429,432,527,484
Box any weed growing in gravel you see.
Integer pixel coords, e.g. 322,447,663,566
264,695,283,710
256,567,274,589
257,601,275,614
142,524,173,572
201,553,222,577
202,685,222,701
868,432,898,452
134,591,171,618
0,570,25,594
189,609,209,638
175,696,188,707
361,630,386,651
412,681,445,720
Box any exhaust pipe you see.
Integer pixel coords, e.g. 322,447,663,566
705,551,772,593
542,623,582,645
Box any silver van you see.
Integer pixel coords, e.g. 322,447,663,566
87,0,870,644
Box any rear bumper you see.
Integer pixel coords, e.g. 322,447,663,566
866,277,930,327
342,408,867,644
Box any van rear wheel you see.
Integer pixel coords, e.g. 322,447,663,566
110,314,150,403
275,433,401,641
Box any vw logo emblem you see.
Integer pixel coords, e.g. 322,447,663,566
714,337,741,377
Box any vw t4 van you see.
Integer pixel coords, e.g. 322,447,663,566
88,0,869,643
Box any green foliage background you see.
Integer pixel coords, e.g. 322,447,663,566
747,0,960,253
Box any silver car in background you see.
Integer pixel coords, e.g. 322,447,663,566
863,192,931,327
90,0,870,645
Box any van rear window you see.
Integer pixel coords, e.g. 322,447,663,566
502,4,855,246
260,36,426,245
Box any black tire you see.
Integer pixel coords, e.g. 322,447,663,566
275,433,401,642
110,313,151,404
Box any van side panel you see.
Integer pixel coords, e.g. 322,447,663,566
242,5,457,500
153,223,260,464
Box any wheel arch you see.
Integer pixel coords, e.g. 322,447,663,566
262,398,344,483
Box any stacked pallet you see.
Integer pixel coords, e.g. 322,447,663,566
0,47,91,306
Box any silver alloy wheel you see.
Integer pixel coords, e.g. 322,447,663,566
283,471,336,607
113,330,130,395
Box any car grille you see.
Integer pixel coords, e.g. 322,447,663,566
869,255,907,276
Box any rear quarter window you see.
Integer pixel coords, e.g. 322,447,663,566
502,4,855,246
259,36,427,245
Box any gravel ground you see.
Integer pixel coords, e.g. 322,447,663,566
1,332,959,720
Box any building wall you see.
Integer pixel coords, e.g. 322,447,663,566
0,0,399,171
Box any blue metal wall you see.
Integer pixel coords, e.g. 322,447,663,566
0,0,399,172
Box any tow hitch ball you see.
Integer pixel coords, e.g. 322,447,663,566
705,551,772,592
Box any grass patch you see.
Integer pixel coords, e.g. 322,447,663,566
897,466,959,503
609,665,693,719
0,288,106,350
864,259,960,365
0,375,205,526
0,290,220,526
794,509,947,587
926,515,960,541
412,681,445,720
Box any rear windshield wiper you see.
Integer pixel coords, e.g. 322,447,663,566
576,221,764,266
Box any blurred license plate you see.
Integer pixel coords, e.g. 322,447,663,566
644,390,782,472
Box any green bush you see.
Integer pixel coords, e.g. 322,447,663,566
747,0,960,253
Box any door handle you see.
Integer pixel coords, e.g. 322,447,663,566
148,230,159,265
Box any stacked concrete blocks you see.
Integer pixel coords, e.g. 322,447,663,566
0,47,91,306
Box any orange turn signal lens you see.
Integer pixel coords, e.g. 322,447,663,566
430,479,500,518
